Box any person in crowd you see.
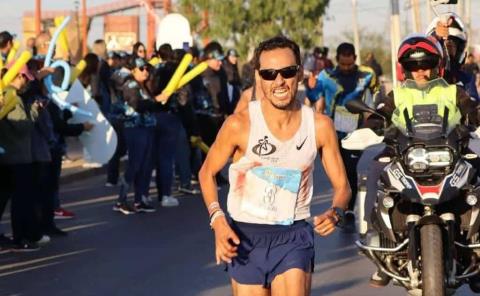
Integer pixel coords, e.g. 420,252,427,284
427,12,479,101
364,52,383,78
91,39,112,117
202,41,232,115
114,57,169,214
306,42,377,229
0,63,43,251
26,37,37,56
106,52,131,187
132,42,147,59
0,31,14,63
463,53,479,78
222,49,242,110
240,57,255,91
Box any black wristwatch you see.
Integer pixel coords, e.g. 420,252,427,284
330,207,345,227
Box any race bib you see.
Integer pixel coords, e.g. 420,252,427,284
238,166,302,225
334,106,359,133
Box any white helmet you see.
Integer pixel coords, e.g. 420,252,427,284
425,12,467,64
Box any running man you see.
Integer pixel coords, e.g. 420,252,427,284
199,36,351,296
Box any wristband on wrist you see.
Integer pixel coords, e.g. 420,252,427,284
207,201,220,214
209,210,225,228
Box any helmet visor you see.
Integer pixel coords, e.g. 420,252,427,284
402,57,439,72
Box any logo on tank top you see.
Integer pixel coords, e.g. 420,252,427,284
252,136,277,156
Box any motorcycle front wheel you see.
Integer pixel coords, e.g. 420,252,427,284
420,224,445,296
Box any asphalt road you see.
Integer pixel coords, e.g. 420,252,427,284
0,158,476,296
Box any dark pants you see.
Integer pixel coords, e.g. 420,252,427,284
340,145,361,211
48,149,63,218
32,162,54,234
153,113,180,198
175,125,192,187
119,127,154,203
107,120,127,184
10,163,41,243
0,165,12,234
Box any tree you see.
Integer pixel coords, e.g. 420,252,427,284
178,0,330,57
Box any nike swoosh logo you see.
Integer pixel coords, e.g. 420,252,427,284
296,137,308,150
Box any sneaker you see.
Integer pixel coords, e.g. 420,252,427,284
54,208,75,220
36,235,51,246
105,182,117,187
113,202,135,215
161,195,179,207
134,202,156,213
45,226,68,237
13,240,40,252
178,185,200,195
369,270,391,288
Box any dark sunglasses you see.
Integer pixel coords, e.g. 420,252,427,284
137,66,147,72
402,60,438,72
258,65,299,80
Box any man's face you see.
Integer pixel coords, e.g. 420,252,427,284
257,48,300,110
445,39,457,58
206,58,222,71
411,68,432,85
337,54,356,74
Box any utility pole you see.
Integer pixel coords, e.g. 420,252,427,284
352,0,361,64
146,0,156,57
391,0,401,86
456,0,464,20
465,0,471,50
411,0,421,32
35,0,41,36
81,0,87,56
425,0,432,26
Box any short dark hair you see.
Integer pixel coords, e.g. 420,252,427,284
336,42,356,57
203,41,224,58
254,36,301,69
157,43,173,61
0,31,14,49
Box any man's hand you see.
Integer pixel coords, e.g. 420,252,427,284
435,18,453,39
83,122,94,131
36,67,56,80
211,216,240,264
155,92,169,104
313,209,339,236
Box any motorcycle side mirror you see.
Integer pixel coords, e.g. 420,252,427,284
345,99,388,128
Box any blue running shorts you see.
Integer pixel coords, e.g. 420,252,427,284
226,219,315,288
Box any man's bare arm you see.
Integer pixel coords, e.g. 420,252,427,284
199,114,245,264
313,114,351,236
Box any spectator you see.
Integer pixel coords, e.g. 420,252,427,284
364,52,383,78
91,39,112,116
0,31,14,63
463,53,480,77
132,42,147,59
222,49,241,111
240,57,255,90
202,41,231,115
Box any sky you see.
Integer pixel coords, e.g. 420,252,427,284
0,0,478,50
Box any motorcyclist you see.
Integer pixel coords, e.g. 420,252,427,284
426,12,479,101
359,34,479,287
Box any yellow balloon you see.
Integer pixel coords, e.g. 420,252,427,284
0,88,19,120
0,57,4,94
70,60,87,84
2,51,32,87
176,61,208,91
6,40,20,63
54,16,69,55
163,53,193,97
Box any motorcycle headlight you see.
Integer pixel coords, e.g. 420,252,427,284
406,147,453,172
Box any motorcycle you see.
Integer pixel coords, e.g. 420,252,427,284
342,80,480,296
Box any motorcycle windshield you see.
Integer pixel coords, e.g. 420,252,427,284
397,78,454,140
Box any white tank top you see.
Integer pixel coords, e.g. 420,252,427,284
227,101,317,225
